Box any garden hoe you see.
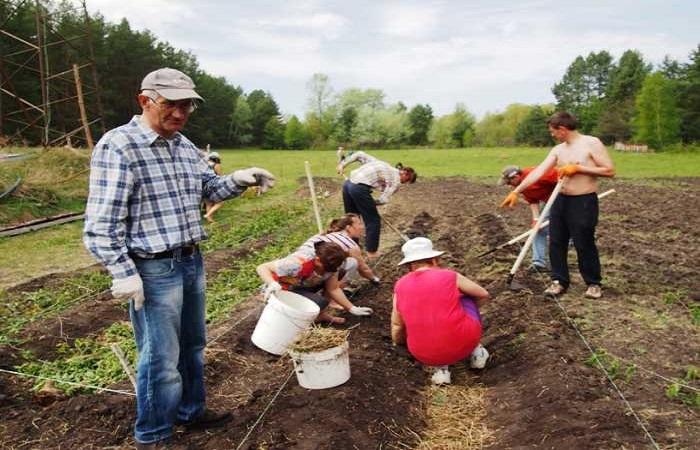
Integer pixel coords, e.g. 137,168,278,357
507,178,565,291
383,217,410,243
481,189,616,258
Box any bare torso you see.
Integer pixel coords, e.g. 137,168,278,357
551,134,609,195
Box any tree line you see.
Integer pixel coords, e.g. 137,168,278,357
1,2,697,150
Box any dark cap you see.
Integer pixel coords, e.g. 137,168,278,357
499,165,521,185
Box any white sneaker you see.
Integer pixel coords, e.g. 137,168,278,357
430,366,451,385
469,344,489,369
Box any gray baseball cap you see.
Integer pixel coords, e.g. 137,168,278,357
140,68,203,101
499,165,521,185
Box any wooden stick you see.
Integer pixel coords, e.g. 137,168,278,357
110,344,137,391
72,64,94,149
304,161,323,234
508,178,564,281
383,217,409,242
480,189,616,257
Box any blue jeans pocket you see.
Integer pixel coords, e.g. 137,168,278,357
136,258,175,278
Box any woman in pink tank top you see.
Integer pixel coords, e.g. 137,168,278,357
391,237,491,385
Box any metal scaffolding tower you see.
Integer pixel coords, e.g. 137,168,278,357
0,0,104,148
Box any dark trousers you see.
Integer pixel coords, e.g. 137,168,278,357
342,180,380,252
549,193,601,288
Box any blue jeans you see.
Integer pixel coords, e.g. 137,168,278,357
532,204,549,268
129,251,207,444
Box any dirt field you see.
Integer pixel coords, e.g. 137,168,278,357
1,177,698,449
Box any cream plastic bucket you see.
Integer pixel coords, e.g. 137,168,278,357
289,341,351,389
251,290,320,355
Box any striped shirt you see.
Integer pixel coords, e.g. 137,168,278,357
83,116,245,279
339,151,376,169
298,231,359,254
349,160,401,204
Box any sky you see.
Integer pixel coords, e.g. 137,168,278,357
86,0,699,119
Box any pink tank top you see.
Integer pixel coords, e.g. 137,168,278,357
394,268,481,365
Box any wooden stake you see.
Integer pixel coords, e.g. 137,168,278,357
72,64,94,149
304,161,323,234
110,344,137,391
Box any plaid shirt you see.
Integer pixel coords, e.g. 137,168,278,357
349,160,401,204
83,116,245,279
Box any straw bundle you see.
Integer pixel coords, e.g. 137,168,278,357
288,326,349,353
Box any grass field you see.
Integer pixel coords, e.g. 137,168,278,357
1,146,699,288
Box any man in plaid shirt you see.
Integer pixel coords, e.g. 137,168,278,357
339,152,416,258
83,67,275,449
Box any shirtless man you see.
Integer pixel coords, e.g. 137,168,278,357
500,111,615,299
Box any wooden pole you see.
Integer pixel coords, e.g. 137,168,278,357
110,344,137,391
304,161,324,234
508,178,564,282
481,189,616,257
72,64,94,149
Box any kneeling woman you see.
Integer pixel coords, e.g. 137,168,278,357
391,237,490,384
257,241,373,324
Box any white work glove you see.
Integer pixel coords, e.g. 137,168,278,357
111,274,145,311
263,281,282,299
349,305,373,316
232,167,276,193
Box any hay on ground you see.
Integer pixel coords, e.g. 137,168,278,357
415,379,494,450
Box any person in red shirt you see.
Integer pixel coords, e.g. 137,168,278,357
499,165,558,273
391,237,491,385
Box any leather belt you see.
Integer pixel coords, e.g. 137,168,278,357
130,244,199,260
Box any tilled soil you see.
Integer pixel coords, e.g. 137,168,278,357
1,177,698,449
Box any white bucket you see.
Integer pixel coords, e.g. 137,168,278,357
289,341,351,389
251,290,320,355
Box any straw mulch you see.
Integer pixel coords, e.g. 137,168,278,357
414,367,494,449
288,326,349,353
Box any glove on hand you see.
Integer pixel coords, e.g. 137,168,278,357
111,274,145,311
557,164,579,178
232,168,276,193
500,191,518,208
263,281,282,299
370,276,381,286
349,305,373,316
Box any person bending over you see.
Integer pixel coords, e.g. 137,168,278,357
339,151,417,259
391,237,491,385
256,241,373,324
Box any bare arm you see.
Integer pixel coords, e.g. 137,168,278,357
391,294,406,345
582,139,615,178
456,273,490,308
256,261,277,284
324,274,355,311
514,150,558,194
349,247,376,280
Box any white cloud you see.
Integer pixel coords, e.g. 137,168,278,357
380,3,440,39
84,0,699,117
